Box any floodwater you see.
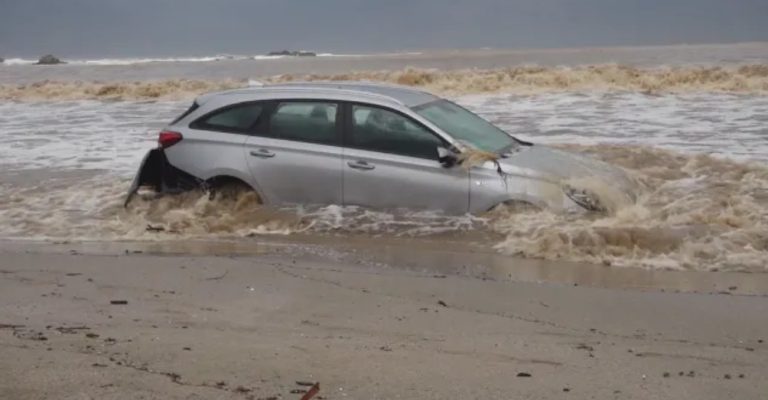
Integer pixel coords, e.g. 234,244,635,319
1,43,767,273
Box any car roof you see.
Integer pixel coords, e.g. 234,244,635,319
196,81,441,108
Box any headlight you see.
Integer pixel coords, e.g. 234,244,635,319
564,186,606,212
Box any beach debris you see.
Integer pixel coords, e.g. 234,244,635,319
0,323,25,330
92,363,108,368
234,386,252,393
437,300,448,307
205,270,229,281
300,383,320,400
183,346,192,351
85,332,100,339
516,372,532,377
110,300,128,305
12,329,47,341
662,372,670,378
379,345,393,352
575,343,594,352
739,374,745,379
563,388,571,392
724,374,732,379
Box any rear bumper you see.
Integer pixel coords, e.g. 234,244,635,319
124,149,200,207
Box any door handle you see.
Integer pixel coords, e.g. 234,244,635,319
347,160,375,170
250,149,275,158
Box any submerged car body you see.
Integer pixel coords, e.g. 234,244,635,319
127,82,636,213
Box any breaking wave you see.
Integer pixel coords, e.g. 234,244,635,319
1,145,766,272
2,64,768,101
491,145,768,271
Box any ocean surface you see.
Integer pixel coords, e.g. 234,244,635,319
1,43,766,272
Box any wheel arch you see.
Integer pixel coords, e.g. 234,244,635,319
202,169,268,204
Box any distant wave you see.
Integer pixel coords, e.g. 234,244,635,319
0,52,422,67
2,64,767,101
2,58,38,66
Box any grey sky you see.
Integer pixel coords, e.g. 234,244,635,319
1,0,767,57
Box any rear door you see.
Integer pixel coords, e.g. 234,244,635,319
243,100,343,206
167,101,262,184
342,103,469,213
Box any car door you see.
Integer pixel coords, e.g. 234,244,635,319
169,101,263,186
243,100,343,206
342,103,469,214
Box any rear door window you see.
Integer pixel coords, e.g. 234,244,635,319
191,103,264,133
269,102,339,145
349,104,444,159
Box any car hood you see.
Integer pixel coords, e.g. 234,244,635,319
497,145,639,205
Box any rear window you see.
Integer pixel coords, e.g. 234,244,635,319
191,103,264,133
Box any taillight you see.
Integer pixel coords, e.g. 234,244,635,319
158,130,183,148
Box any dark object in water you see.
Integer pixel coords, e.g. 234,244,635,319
124,149,199,207
36,54,65,65
267,50,317,57
146,224,165,232
516,372,532,377
110,300,128,305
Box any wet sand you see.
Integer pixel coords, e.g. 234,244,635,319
1,244,766,399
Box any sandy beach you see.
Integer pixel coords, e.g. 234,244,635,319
1,241,766,400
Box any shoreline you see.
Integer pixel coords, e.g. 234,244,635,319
3,238,767,296
1,244,766,399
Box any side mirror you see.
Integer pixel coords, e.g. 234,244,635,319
437,146,458,168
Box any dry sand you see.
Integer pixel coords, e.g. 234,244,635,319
1,244,767,399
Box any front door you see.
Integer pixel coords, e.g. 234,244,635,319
342,103,469,214
244,100,343,206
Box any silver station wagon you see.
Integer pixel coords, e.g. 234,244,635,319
127,82,634,214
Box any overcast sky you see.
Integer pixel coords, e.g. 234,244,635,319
1,0,767,58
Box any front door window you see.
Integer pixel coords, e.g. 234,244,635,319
349,105,443,159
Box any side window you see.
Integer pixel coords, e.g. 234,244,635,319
350,105,443,159
192,103,264,133
270,102,338,145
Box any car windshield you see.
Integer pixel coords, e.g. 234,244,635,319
413,100,516,152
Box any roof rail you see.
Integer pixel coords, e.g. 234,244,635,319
269,80,430,94
206,85,408,106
